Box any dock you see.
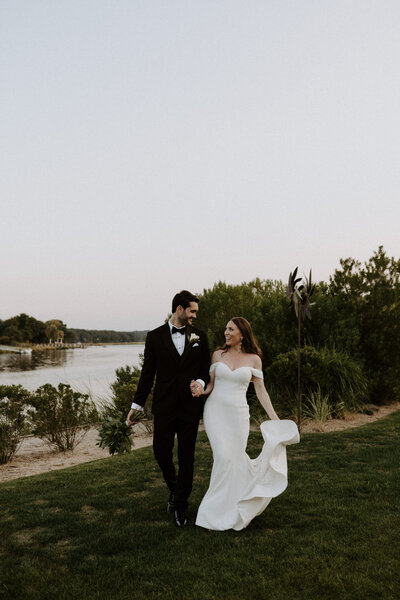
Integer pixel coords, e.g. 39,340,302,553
0,345,32,354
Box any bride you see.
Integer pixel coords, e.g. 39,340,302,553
192,317,299,531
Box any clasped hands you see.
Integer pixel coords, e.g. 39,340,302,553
190,380,204,397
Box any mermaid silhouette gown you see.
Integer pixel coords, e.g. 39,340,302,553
195,362,300,531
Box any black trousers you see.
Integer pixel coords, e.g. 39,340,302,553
153,412,199,511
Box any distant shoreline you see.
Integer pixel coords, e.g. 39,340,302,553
0,341,146,354
88,341,145,346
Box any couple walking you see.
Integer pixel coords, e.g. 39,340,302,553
127,290,299,531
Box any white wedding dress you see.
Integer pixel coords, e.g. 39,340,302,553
195,362,300,531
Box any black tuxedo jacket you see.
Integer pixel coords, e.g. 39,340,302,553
134,323,211,421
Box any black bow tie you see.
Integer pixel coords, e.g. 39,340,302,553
171,326,186,335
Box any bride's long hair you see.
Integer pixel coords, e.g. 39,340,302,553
220,317,262,357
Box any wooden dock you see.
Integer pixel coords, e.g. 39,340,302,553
0,345,32,354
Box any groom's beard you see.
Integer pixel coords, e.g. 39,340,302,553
179,315,194,327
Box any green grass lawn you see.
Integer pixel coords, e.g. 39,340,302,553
1,412,399,600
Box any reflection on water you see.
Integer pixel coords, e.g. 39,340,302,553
0,345,145,404
0,349,68,371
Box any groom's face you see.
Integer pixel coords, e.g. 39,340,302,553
178,302,198,326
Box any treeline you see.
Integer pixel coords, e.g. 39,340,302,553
195,246,400,409
67,329,148,344
0,314,147,346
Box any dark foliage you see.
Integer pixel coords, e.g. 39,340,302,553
0,385,32,464
195,247,400,408
0,313,147,345
29,383,97,452
97,415,133,455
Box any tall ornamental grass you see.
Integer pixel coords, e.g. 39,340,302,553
302,386,336,423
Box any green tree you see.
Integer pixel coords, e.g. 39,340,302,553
196,279,295,365
329,246,400,403
302,282,362,361
2,325,23,345
0,314,47,345
45,319,66,344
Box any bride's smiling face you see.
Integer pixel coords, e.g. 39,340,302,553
224,321,242,348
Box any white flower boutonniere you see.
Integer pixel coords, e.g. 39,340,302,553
189,333,200,344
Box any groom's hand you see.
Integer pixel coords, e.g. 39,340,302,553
190,380,203,397
126,408,138,425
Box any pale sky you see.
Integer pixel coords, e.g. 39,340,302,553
1,1,399,330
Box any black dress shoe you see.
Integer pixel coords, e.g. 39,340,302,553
174,508,188,528
167,492,176,513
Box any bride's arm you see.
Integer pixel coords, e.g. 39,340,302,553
251,356,279,420
202,350,222,395
252,377,280,420
191,351,218,397
202,368,215,395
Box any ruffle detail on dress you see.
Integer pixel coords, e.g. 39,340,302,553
235,420,300,530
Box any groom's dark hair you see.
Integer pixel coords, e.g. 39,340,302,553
172,290,199,313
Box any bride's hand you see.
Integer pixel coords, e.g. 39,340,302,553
190,380,203,397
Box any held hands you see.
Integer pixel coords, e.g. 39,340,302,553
190,380,204,397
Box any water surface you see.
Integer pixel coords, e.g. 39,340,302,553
0,344,145,402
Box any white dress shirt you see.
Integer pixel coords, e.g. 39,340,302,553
130,321,205,410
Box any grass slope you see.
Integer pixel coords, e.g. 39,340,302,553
0,412,399,600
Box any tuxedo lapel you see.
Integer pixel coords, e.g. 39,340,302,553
161,323,181,363
180,325,193,363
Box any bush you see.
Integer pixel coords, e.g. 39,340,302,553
267,345,368,416
109,364,143,415
102,362,154,434
29,383,97,452
97,414,134,455
0,385,32,464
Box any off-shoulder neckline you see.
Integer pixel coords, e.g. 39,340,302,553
211,361,262,373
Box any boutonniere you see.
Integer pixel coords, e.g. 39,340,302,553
189,333,200,344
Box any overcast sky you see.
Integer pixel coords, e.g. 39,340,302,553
1,1,399,330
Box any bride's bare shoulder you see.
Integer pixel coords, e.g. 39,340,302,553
211,349,223,363
249,354,262,369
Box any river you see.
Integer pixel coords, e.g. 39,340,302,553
0,344,145,403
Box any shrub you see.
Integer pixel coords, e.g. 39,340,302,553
29,383,97,452
267,345,368,416
0,385,32,464
102,361,154,434
97,414,134,455
109,364,143,414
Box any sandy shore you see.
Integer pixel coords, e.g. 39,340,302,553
0,423,154,483
1,403,399,484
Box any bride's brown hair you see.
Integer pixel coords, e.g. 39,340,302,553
220,317,262,357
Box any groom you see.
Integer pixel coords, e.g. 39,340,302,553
127,290,210,527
